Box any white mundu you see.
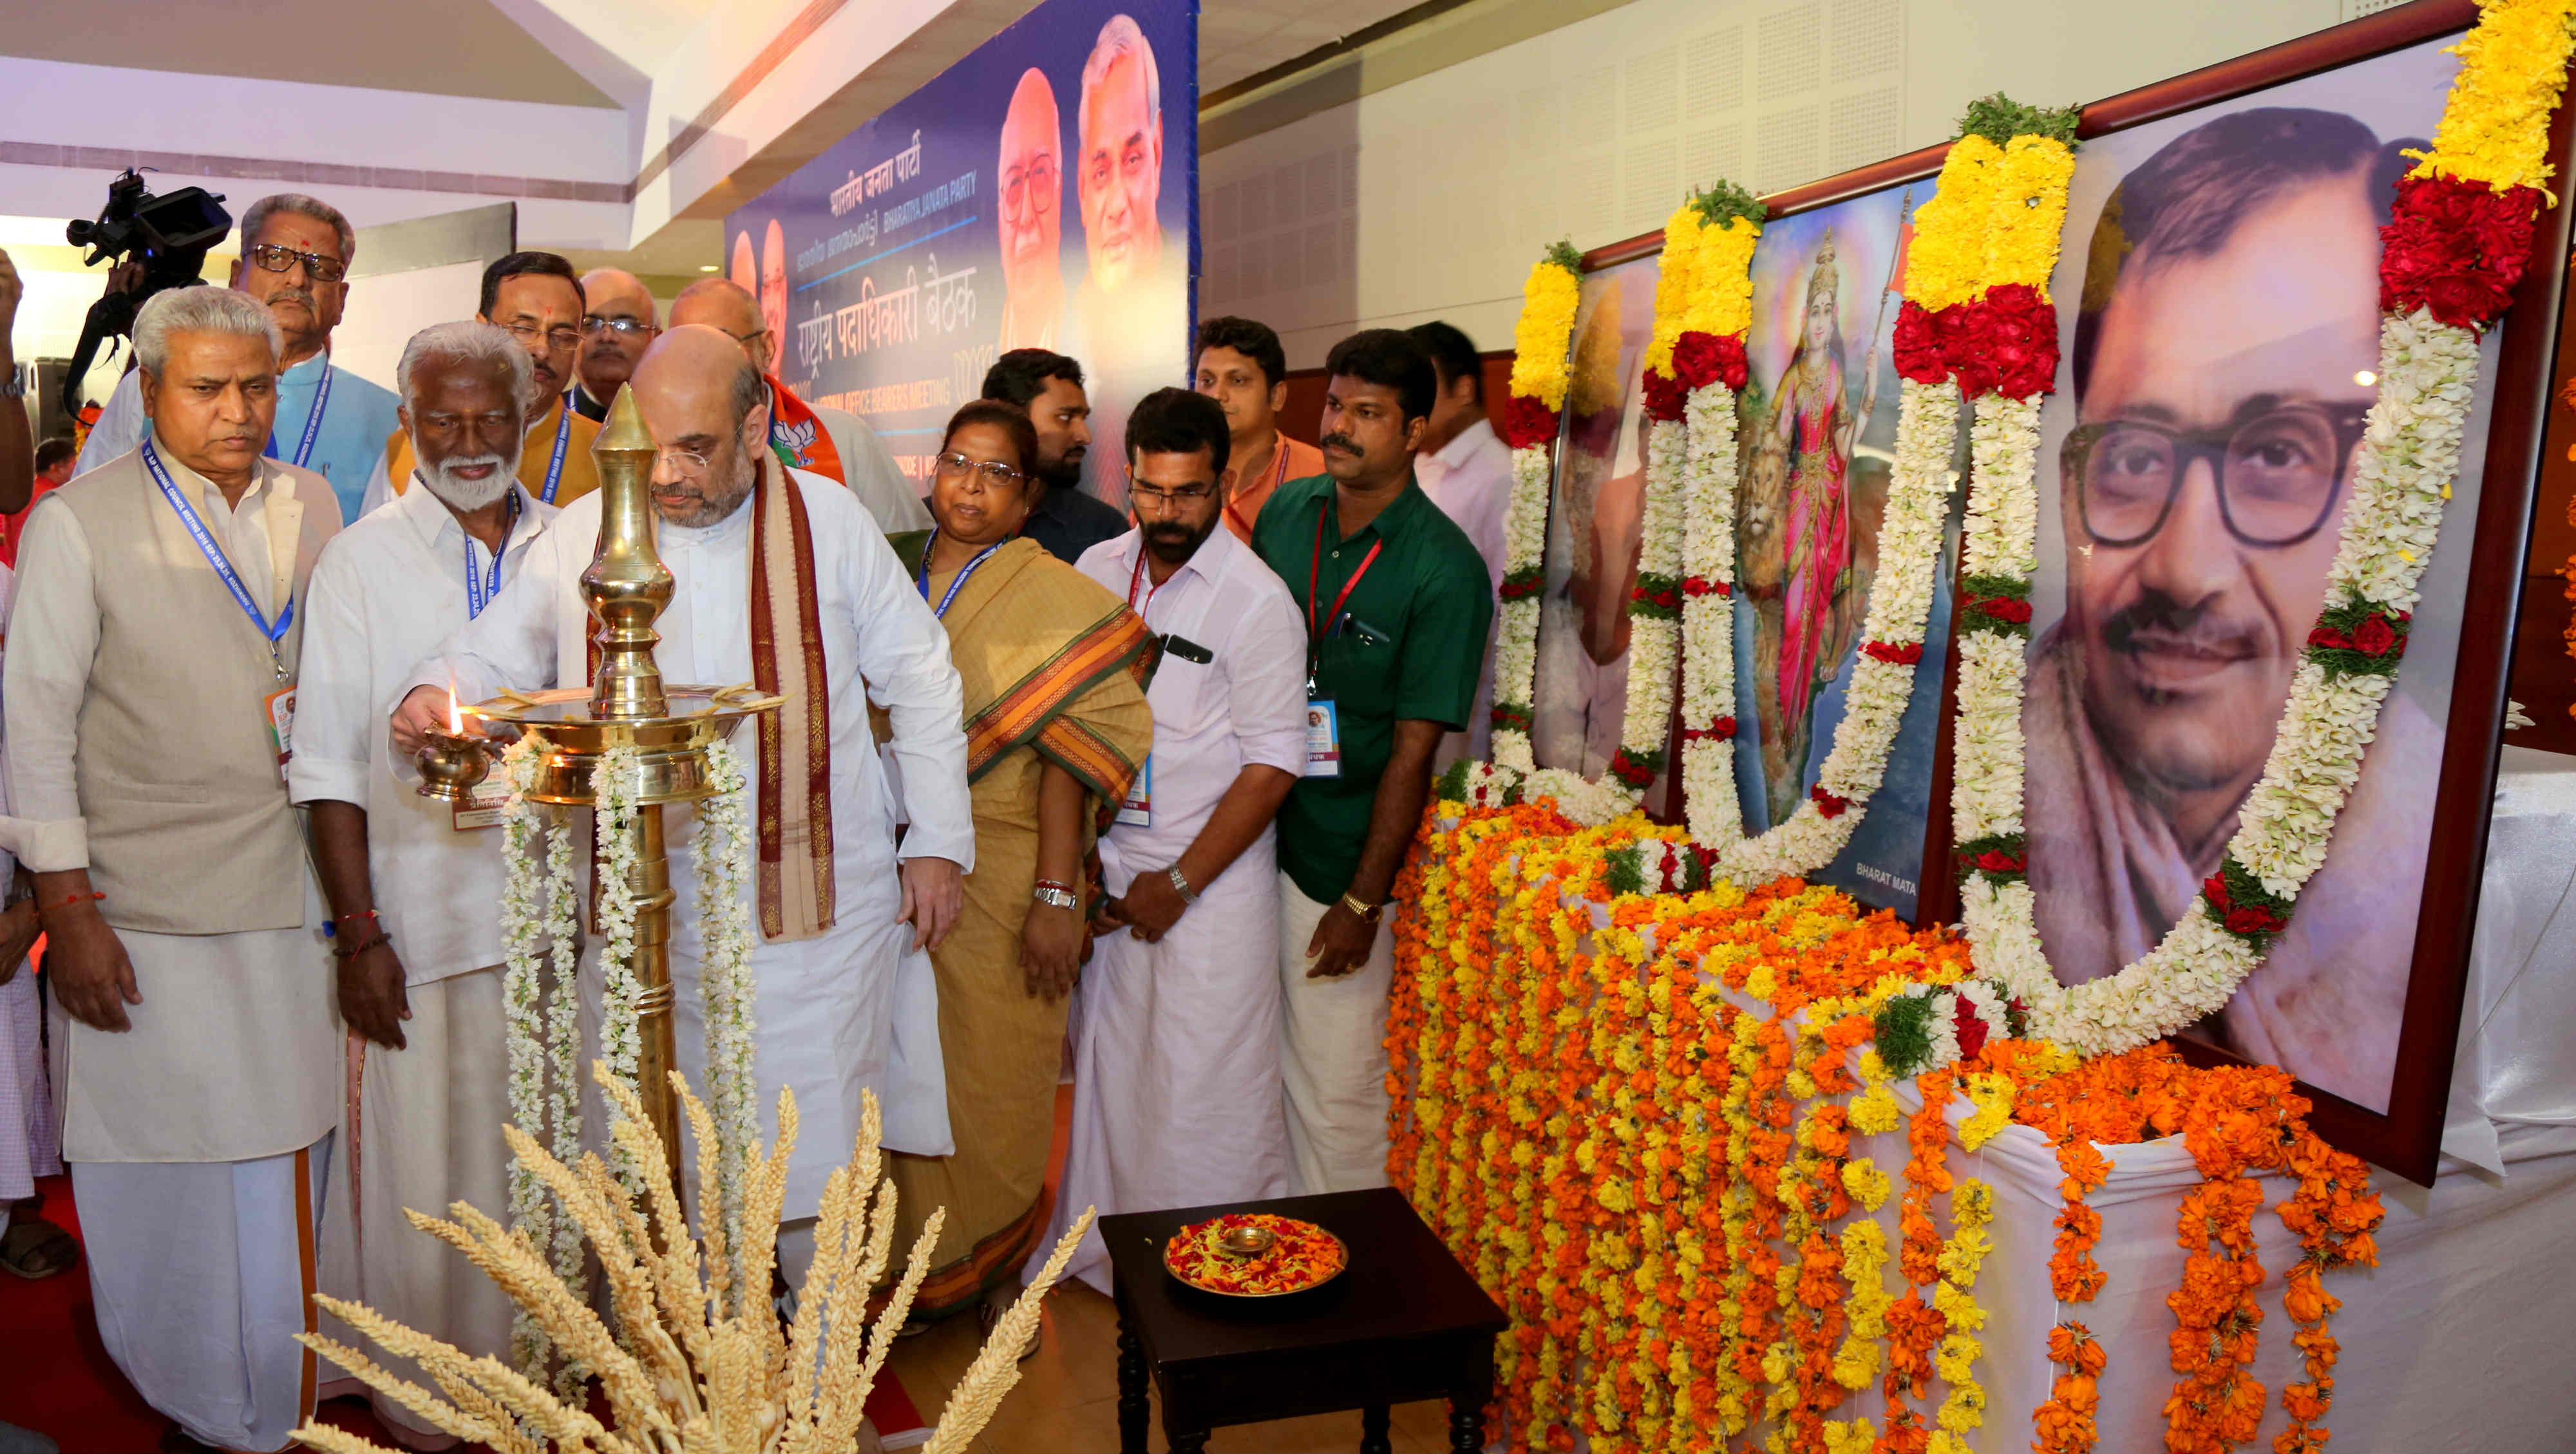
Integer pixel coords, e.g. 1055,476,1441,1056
1046,522,1307,1294
5,446,341,1454
410,462,974,1269
290,475,560,1444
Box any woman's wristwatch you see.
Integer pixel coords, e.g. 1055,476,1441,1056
1032,878,1080,911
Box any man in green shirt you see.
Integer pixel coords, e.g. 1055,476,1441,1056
1251,328,1493,1194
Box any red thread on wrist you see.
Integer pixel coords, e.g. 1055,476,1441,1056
37,891,103,918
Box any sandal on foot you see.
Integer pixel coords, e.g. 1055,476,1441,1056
0,1217,77,1280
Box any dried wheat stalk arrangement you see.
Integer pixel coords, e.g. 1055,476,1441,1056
291,1061,1091,1454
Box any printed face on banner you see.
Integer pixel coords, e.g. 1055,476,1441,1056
1077,32,1164,292
999,68,1066,350
725,0,1194,509
2023,38,2496,1115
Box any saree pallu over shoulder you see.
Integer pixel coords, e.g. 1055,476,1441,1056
936,538,1157,804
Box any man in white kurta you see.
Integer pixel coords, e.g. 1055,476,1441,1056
392,326,973,1285
8,288,341,1453
1048,388,1305,1294
290,324,553,1446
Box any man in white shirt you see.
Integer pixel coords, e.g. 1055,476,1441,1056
667,277,932,535
1406,321,1510,766
289,323,551,1446
79,194,399,528
10,287,343,1454
386,326,972,1287
1048,388,1304,1294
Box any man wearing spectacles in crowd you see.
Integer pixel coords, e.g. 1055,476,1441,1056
359,252,603,517
77,193,401,528
2025,107,2438,1110
1045,387,1305,1296
668,277,931,535
568,267,660,422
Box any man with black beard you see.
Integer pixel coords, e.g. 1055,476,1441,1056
981,347,1128,562
290,322,551,1442
1049,388,1305,1294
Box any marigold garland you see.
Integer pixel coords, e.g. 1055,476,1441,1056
1395,800,2389,1454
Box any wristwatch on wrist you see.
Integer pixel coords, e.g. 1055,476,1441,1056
1165,865,1198,904
1339,891,1384,923
1032,880,1079,911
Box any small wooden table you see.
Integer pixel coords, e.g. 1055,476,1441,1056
1101,1188,1508,1454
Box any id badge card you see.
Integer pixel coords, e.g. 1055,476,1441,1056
453,775,512,831
263,686,297,784
1116,755,1152,827
1304,699,1341,778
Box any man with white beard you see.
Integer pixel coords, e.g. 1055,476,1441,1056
289,323,552,1444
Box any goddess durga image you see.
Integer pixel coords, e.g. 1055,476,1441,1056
1744,227,1880,819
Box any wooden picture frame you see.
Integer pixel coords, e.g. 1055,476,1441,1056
1558,0,2560,1182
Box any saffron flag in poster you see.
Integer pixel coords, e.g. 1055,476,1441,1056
724,0,1198,509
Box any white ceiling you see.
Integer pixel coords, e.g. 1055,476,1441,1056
0,0,1435,275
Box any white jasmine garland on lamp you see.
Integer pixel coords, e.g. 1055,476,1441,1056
592,743,648,1193
689,739,762,1274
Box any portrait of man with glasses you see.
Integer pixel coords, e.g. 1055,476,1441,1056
2023,101,2455,1115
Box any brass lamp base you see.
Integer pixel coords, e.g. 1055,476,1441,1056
472,683,785,804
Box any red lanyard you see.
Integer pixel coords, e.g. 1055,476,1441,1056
1224,432,1294,536
1127,547,1168,621
1307,500,1383,646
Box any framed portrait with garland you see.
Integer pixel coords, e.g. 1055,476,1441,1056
1502,0,2570,1182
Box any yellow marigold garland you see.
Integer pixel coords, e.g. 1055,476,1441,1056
1508,248,1585,413
2409,0,2576,194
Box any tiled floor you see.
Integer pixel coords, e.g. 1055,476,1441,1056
885,1279,1460,1454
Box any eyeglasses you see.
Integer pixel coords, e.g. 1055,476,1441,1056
1130,482,1215,507
654,444,716,473
246,242,346,284
1002,158,1060,218
581,316,658,337
2064,401,2371,549
500,319,583,354
932,451,1027,491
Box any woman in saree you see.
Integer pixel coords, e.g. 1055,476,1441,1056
884,400,1154,1346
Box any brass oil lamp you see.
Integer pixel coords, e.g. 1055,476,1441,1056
418,385,780,1184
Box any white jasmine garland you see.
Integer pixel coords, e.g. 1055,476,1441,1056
1679,379,1745,845
1490,442,1555,775
592,744,646,1194
690,739,761,1271
496,739,562,1374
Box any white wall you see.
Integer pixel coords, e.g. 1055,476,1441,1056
1202,0,2346,367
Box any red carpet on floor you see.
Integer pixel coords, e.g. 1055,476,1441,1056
0,1173,925,1453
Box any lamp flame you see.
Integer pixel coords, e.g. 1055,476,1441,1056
447,681,465,737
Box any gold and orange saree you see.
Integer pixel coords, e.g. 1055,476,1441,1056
887,536,1153,1316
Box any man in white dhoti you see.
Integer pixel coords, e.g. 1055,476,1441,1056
290,323,551,1446
388,325,972,1287
1048,388,1303,1294
7,287,343,1453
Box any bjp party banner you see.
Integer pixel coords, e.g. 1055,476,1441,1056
726,0,1198,507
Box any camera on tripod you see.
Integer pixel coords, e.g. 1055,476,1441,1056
63,169,233,393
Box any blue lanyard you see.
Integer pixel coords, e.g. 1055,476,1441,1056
464,491,523,619
143,440,292,677
916,530,1006,619
263,363,332,469
537,398,573,503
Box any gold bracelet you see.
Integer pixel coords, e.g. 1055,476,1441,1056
1339,892,1383,923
